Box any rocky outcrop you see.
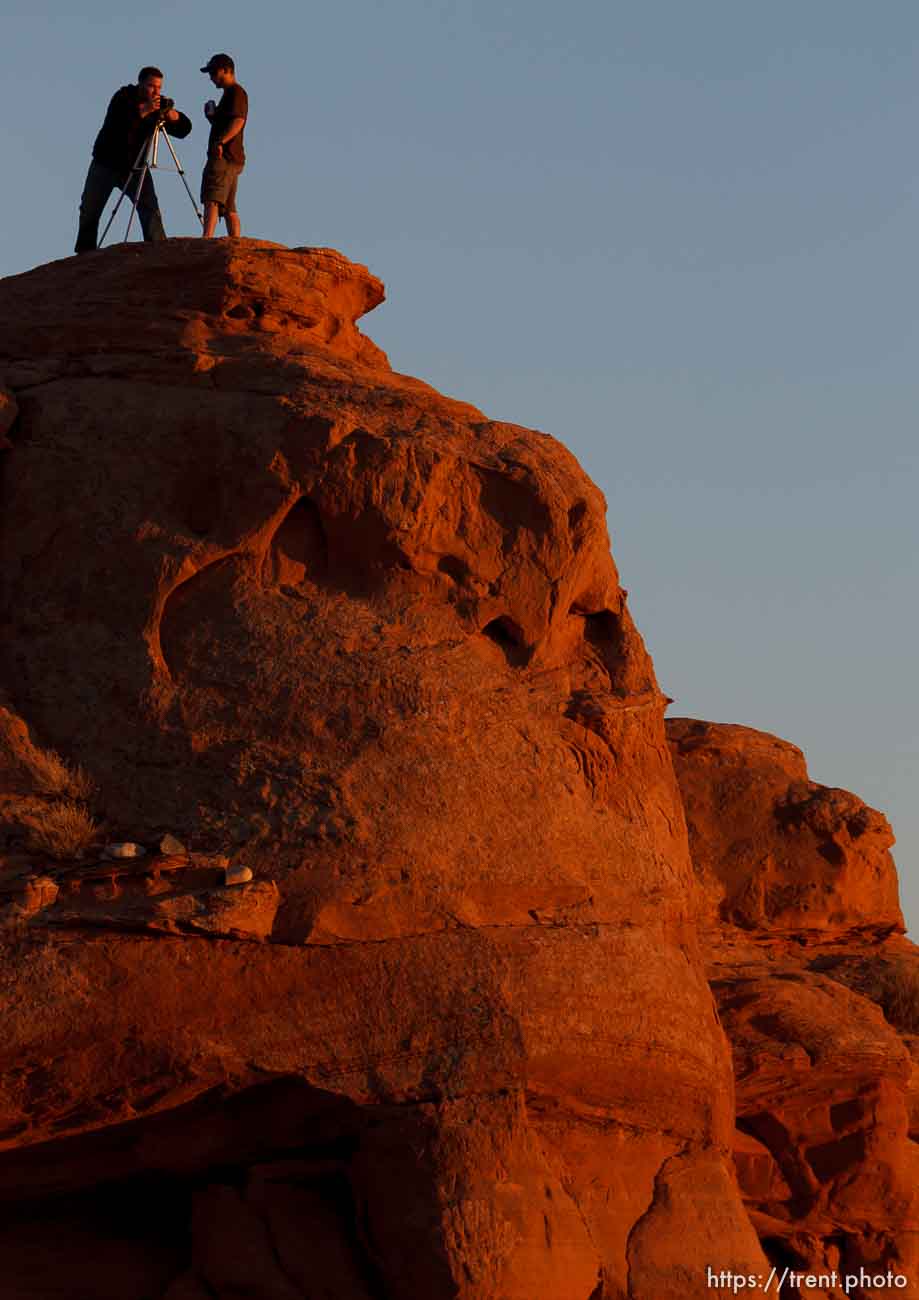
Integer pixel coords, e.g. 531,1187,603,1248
668,720,919,1298
0,241,765,1300
0,241,916,1299
667,718,903,937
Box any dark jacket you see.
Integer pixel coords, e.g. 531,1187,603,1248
92,85,192,173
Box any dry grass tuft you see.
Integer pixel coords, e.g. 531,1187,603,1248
25,746,96,802
26,800,101,861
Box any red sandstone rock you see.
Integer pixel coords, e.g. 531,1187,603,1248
669,721,919,1297
0,242,761,1299
667,717,904,936
0,242,915,1299
707,936,919,1299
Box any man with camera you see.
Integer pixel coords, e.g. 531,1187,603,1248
200,54,249,239
75,67,192,254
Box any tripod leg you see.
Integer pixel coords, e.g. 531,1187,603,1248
124,162,150,242
160,130,204,227
99,176,138,246
98,137,150,248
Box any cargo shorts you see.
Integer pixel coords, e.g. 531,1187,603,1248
201,158,243,214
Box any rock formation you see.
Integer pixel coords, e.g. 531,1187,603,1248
0,241,916,1299
667,719,919,1297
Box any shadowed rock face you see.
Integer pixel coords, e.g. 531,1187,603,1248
0,242,763,1299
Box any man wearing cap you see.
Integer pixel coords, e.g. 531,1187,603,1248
200,54,249,238
75,67,193,254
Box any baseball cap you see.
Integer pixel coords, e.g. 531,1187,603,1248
200,53,234,73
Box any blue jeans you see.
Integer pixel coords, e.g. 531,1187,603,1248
75,160,166,253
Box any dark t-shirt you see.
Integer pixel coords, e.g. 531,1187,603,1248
209,83,248,165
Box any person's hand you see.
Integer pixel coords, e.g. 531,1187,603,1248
209,142,224,160
166,108,179,122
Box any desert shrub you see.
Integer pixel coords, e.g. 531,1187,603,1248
864,960,919,1035
26,800,100,860
24,746,96,801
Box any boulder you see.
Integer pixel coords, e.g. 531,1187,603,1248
667,717,904,936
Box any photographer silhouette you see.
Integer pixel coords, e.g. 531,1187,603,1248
75,67,192,254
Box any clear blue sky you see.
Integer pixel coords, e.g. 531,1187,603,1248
2,1,917,933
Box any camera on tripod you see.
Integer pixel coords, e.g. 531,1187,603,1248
98,91,204,247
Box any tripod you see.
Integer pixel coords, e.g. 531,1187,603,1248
99,117,203,246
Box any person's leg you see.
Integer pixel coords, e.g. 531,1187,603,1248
135,172,166,242
201,158,226,238
74,161,117,253
224,166,242,238
203,202,221,238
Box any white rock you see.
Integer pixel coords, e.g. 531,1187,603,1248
224,864,253,887
103,842,146,859
159,834,186,856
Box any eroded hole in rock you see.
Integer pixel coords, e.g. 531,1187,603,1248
817,840,846,867
224,300,267,321
830,1098,864,1132
0,1180,188,1300
482,616,530,667
567,500,588,533
583,610,621,651
805,1131,867,1183
0,1077,386,1300
570,606,629,688
474,466,553,547
437,554,470,585
264,496,328,588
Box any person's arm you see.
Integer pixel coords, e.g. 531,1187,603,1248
210,117,245,157
135,95,165,141
164,109,192,139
